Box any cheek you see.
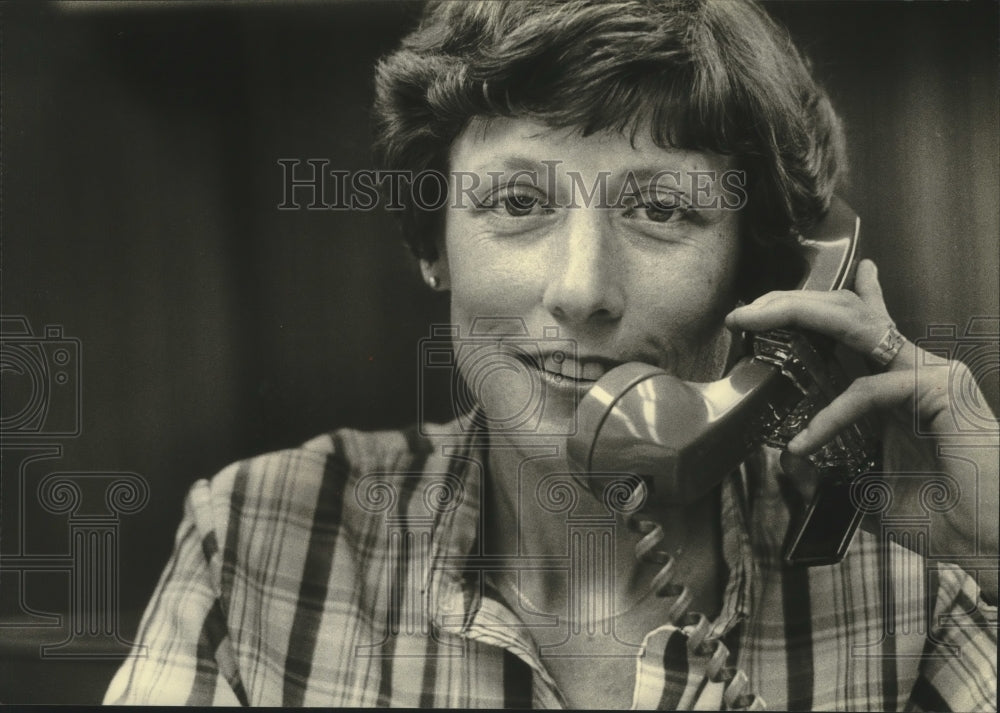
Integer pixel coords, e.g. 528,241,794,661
636,246,739,332
449,281,513,332
691,226,741,318
625,235,739,380
695,255,739,322
444,229,543,328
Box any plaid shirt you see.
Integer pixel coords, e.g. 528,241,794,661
105,421,997,709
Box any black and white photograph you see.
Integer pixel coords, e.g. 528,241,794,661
2,0,997,708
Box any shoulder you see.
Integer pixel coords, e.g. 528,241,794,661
182,426,439,576
199,426,430,509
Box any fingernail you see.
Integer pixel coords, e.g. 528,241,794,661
787,430,808,454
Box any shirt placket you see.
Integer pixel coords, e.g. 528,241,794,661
422,425,758,710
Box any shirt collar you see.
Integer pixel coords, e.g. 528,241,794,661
421,417,758,641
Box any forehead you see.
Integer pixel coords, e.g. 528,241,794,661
450,117,736,177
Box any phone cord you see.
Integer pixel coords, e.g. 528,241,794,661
628,506,767,711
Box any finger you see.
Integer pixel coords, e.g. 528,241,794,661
741,288,857,309
778,450,822,503
787,371,913,454
725,292,882,352
854,259,887,310
727,290,856,327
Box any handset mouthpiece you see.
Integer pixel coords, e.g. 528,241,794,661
567,359,798,506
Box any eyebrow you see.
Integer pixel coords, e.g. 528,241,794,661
459,156,733,205
465,156,552,175
465,158,693,180
623,166,684,184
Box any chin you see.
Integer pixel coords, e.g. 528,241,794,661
475,382,579,441
670,330,734,383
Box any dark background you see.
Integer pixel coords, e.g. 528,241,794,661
1,0,997,704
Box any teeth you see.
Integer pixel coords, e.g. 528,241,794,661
541,354,606,381
541,353,567,378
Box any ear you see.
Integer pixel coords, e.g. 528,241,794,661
419,249,450,291
420,237,451,291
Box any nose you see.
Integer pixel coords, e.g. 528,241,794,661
542,210,624,326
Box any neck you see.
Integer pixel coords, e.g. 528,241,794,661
482,435,725,622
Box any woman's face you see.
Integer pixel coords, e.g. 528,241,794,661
438,117,742,438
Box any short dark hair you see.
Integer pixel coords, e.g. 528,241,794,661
374,0,846,297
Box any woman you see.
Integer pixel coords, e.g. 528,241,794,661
106,0,997,708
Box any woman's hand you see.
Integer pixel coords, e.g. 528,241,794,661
726,259,999,604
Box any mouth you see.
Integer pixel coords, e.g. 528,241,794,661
515,351,625,387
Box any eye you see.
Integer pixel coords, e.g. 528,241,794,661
503,190,540,217
482,185,551,218
622,190,689,224
643,196,679,223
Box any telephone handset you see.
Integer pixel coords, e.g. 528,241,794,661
567,196,880,567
